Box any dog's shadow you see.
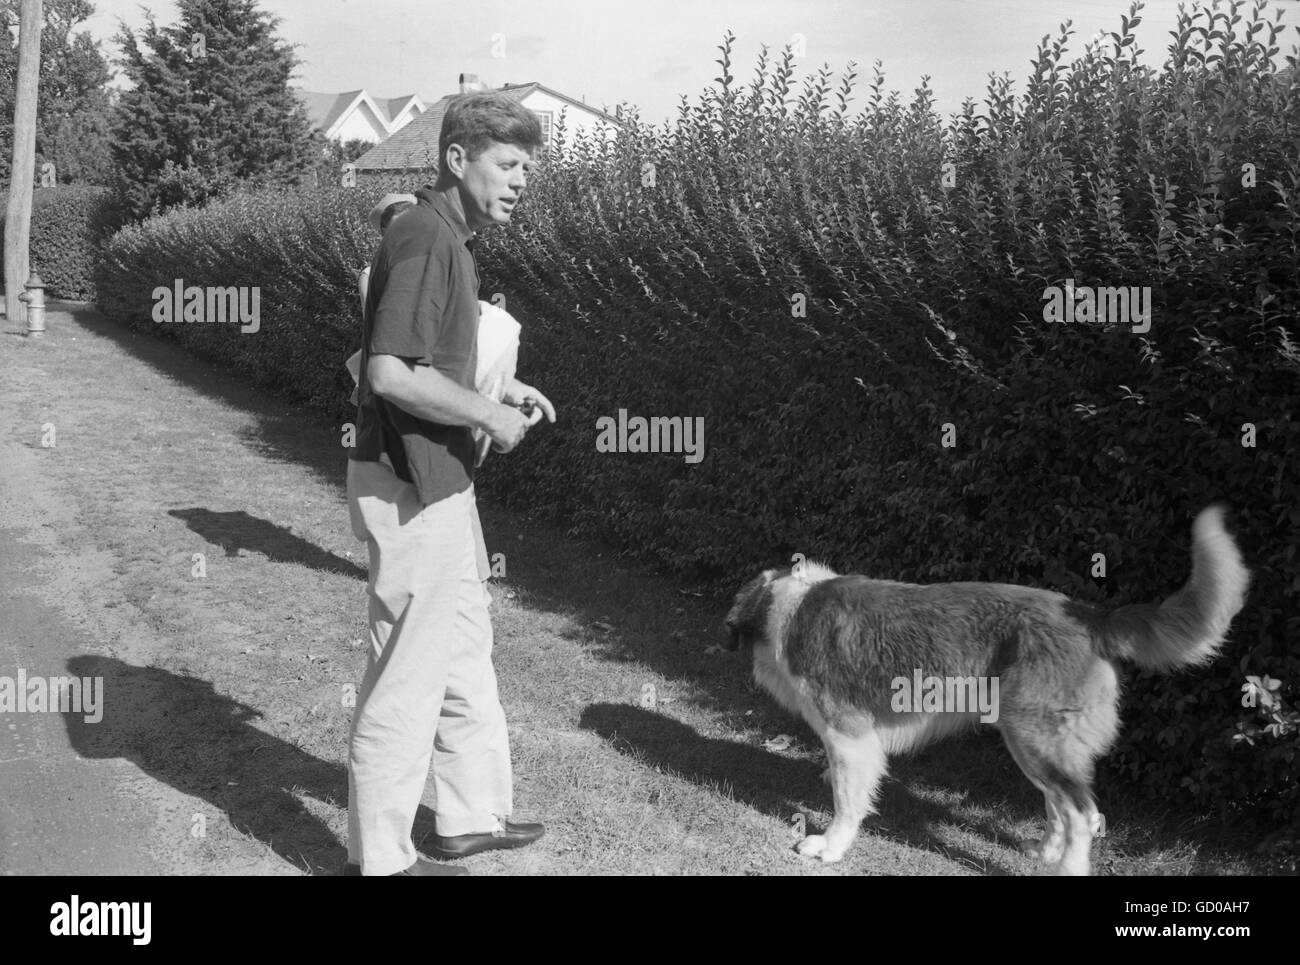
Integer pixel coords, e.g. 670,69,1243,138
579,702,1028,875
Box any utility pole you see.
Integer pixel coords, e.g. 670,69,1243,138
4,0,42,325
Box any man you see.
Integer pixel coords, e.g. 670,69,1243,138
346,195,532,454
345,92,554,876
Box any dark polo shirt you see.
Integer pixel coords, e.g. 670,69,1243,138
349,185,481,505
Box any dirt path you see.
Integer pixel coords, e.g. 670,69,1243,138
0,304,333,875
0,523,166,874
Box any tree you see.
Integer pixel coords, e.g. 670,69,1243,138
44,88,116,184
0,0,115,185
310,135,373,188
110,0,317,220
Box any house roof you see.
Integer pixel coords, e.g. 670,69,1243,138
299,90,362,133
354,82,621,172
386,95,423,118
297,90,427,141
353,94,457,171
500,82,621,126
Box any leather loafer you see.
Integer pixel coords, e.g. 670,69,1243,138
343,858,468,876
429,820,545,859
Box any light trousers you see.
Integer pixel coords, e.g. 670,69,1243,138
346,457,510,875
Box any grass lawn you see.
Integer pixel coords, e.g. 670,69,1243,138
0,302,1281,876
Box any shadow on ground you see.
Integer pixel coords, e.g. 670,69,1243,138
54,302,352,491
62,655,441,875
169,507,365,578
579,702,1025,874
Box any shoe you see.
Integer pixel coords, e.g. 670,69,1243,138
393,858,469,876
429,820,545,859
343,858,469,876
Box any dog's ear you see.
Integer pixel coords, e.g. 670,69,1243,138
723,570,775,650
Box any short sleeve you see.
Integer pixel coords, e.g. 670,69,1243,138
369,248,445,362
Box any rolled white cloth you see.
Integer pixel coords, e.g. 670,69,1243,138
345,298,522,467
470,299,522,466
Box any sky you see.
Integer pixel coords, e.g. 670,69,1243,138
76,0,1300,125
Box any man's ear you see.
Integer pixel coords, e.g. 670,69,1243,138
443,142,467,180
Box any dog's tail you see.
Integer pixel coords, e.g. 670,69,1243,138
1092,505,1250,671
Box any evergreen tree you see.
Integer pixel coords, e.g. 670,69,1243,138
38,0,114,184
110,0,316,219
0,0,116,186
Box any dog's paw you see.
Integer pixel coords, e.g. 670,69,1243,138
797,834,827,858
796,834,844,863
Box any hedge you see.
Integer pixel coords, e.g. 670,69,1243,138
0,184,119,300
95,2,1300,841
94,185,380,416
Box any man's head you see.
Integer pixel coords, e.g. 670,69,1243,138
435,91,544,230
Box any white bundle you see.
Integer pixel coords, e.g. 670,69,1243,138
344,298,522,467
470,299,522,466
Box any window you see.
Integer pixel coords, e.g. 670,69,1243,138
533,110,553,148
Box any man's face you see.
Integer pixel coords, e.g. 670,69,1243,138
452,140,536,230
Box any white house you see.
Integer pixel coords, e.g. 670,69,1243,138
353,73,622,174
298,89,427,145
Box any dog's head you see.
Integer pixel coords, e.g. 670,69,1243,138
723,570,777,651
723,560,841,652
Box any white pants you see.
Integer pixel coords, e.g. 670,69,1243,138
346,458,510,875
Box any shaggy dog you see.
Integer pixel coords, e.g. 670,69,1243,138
723,506,1249,875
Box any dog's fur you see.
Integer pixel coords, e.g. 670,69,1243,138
723,506,1249,875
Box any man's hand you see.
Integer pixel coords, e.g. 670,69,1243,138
486,402,531,454
503,379,556,424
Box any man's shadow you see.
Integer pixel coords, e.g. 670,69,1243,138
63,655,437,875
579,703,1025,874
168,508,366,579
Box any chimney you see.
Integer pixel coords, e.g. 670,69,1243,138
459,72,486,94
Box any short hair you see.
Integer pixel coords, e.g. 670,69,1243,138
379,200,414,233
438,92,544,171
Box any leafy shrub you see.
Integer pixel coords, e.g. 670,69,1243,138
95,185,378,417
467,3,1300,835
0,184,120,299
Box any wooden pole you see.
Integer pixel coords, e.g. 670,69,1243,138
4,0,42,325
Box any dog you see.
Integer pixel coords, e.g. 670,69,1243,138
723,505,1249,875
